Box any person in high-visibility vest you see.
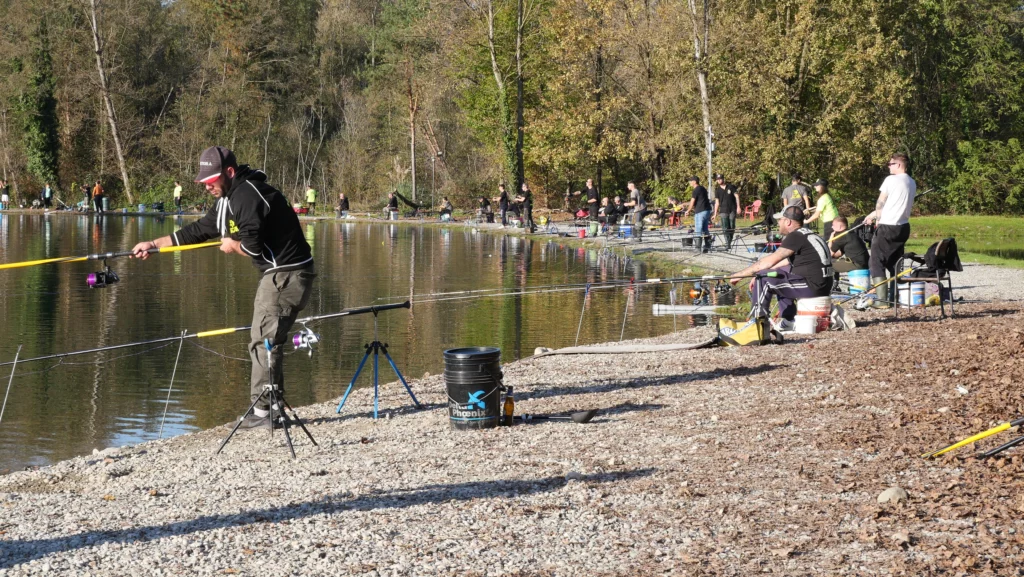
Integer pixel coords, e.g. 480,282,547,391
305,186,317,214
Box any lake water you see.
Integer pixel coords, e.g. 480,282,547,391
0,213,729,471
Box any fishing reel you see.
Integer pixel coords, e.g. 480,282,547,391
86,261,119,289
292,323,320,356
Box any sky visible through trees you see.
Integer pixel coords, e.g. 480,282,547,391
0,0,1021,213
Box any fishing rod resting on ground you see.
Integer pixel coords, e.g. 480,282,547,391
0,301,412,368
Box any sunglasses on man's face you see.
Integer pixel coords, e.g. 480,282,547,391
888,162,899,166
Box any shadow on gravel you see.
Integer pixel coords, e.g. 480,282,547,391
0,468,656,568
853,308,1018,327
306,401,446,426
523,364,778,400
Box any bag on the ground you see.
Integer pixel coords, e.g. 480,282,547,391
717,317,777,346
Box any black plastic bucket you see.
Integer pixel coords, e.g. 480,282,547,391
443,347,502,430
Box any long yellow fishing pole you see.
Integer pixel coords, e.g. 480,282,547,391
0,301,411,368
0,241,221,271
922,417,1024,458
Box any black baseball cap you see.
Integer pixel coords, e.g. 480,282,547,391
773,205,805,223
812,178,828,187
713,173,724,180
194,146,237,184
687,175,700,183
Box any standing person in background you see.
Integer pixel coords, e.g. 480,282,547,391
783,173,811,212
624,181,647,239
173,181,183,214
494,183,510,227
804,178,838,240
515,182,535,232
682,176,712,252
0,180,9,210
81,183,91,211
92,180,104,212
863,153,916,309
42,182,53,209
569,178,600,221
305,185,317,214
336,192,349,217
711,173,741,250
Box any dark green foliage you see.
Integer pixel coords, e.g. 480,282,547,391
20,18,59,189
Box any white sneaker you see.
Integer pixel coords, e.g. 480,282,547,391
772,318,795,333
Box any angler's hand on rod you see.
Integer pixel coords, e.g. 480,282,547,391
131,236,175,259
219,238,245,255
131,240,158,260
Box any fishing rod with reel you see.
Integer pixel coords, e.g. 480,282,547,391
0,241,222,288
0,301,411,368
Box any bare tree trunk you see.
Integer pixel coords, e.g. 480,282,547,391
514,0,525,192
687,0,713,193
0,108,10,180
406,59,419,201
88,0,133,203
263,112,271,170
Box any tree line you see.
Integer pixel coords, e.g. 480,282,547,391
0,0,1021,214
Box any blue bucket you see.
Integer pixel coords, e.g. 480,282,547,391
848,269,870,294
621,225,633,238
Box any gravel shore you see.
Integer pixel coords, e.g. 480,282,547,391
4,301,1024,575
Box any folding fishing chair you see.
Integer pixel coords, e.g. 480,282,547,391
893,238,962,319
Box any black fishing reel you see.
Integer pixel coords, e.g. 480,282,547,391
292,323,320,356
86,261,119,289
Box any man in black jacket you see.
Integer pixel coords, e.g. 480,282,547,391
131,146,316,429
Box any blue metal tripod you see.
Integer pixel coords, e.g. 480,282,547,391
335,310,421,419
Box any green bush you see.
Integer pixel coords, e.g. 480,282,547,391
944,139,1024,214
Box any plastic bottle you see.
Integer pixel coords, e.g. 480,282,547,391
503,386,515,426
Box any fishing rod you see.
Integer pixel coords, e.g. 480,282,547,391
380,272,753,305
0,240,222,288
6,241,221,289
0,301,411,368
829,188,935,243
922,416,1024,459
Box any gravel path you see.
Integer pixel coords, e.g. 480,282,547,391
4,303,1024,575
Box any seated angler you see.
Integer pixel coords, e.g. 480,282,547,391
598,197,612,224
384,191,399,217
829,216,869,275
439,196,454,220
477,196,493,222
729,206,833,331
611,195,629,223
653,196,680,227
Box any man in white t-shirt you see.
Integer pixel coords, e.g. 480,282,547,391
863,152,916,308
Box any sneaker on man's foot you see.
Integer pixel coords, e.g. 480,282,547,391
772,318,795,333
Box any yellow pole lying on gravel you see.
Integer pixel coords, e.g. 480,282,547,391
922,417,1024,458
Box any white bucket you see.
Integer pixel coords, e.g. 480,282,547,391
794,315,818,334
388,210,399,221
898,282,926,307
796,296,831,333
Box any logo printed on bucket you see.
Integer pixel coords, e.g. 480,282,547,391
466,390,486,409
